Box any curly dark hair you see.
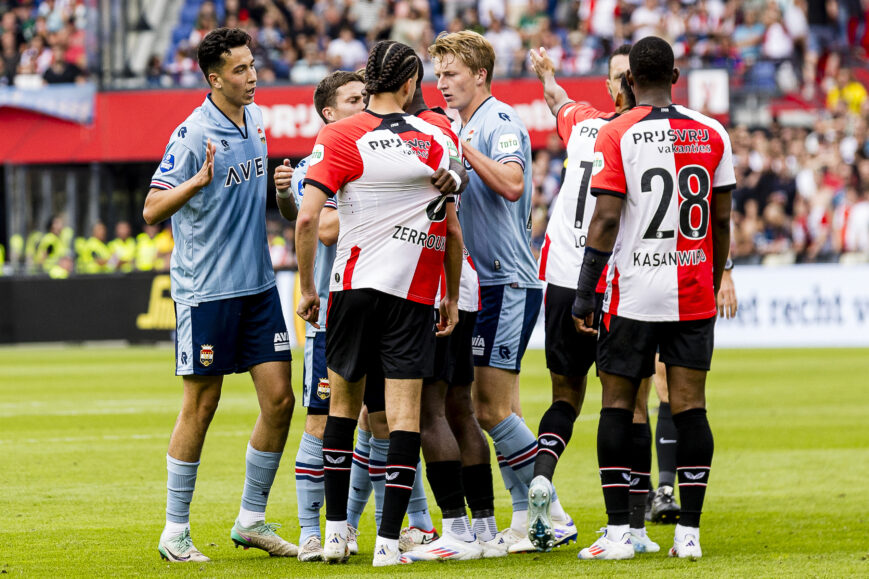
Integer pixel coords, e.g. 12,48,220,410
197,27,251,84
364,41,419,95
629,36,675,88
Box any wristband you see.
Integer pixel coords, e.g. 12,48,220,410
448,169,462,191
276,189,292,199
572,246,611,320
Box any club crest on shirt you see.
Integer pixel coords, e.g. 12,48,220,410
257,125,266,144
317,377,330,400
200,344,214,367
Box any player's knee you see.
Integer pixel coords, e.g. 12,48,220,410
263,390,295,425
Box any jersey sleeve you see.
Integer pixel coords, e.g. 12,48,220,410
150,138,198,191
712,129,737,193
303,124,364,197
485,109,529,169
419,109,462,163
555,101,608,146
590,123,626,198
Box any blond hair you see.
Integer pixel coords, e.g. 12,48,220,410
428,30,495,88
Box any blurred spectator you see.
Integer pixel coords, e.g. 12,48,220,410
145,54,168,87
43,43,85,83
486,17,522,77
826,67,867,114
326,25,368,70
290,42,329,84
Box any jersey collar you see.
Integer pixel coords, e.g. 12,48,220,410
205,94,249,139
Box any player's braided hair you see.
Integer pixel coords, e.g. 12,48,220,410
364,41,419,95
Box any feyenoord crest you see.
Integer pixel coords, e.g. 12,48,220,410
257,125,266,144
317,377,330,400
200,344,214,367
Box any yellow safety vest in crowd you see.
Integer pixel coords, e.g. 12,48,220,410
0,244,5,276
154,229,174,271
24,231,42,273
79,236,112,273
35,232,67,273
135,233,158,271
108,237,137,273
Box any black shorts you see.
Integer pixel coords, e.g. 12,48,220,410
326,289,436,382
303,332,386,415
596,314,716,381
544,285,604,378
424,310,477,387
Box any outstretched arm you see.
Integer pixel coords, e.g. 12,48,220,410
530,47,571,117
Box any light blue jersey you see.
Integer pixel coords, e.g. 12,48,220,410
150,95,274,306
454,97,541,288
292,155,337,336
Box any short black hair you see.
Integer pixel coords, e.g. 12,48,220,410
629,36,674,87
197,27,251,84
608,43,632,77
313,70,365,123
365,40,418,95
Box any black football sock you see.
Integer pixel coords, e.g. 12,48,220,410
629,421,652,529
462,463,495,516
533,400,578,481
656,402,678,487
672,408,713,528
323,416,357,522
379,430,421,540
426,460,466,518
597,407,634,526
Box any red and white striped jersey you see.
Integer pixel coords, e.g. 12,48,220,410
538,101,615,291
304,110,457,306
419,108,481,312
590,104,736,321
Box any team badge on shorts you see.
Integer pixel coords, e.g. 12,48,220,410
200,344,214,367
317,377,330,400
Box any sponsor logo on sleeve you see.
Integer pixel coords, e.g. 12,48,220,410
592,151,605,175
497,133,520,154
160,153,175,173
309,144,324,165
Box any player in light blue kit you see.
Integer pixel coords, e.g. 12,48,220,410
430,31,575,554
144,28,297,563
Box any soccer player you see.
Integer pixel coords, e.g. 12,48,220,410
295,40,463,567
281,70,365,562
524,44,652,553
645,261,737,523
573,37,735,560
400,58,498,562
144,28,297,563
429,30,546,553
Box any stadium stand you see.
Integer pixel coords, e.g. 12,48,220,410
1,0,867,275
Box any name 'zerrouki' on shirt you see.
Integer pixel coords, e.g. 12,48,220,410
149,95,275,306
303,110,456,306
590,104,736,322
538,100,616,292
292,154,337,335
454,97,541,289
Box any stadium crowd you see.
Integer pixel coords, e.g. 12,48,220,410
2,0,868,273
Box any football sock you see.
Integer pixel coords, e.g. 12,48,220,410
550,496,568,521
165,454,198,525
607,523,630,540
491,413,537,511
346,427,373,530
426,460,466,516
323,416,356,523
496,450,528,512
510,509,527,533
629,422,652,530
534,400,577,481
656,402,678,487
295,432,324,541
374,536,400,555
673,408,713,528
162,520,189,540
368,435,389,530
239,443,282,523
407,458,434,530
597,407,633,526
380,430,421,541
462,463,497,541
443,514,475,542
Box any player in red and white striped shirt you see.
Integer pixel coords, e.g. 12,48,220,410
295,41,464,567
573,37,735,561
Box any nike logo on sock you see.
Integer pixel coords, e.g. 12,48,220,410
658,437,677,444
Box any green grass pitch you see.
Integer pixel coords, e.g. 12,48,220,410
1,346,867,577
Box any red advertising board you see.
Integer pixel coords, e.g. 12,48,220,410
0,78,618,164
